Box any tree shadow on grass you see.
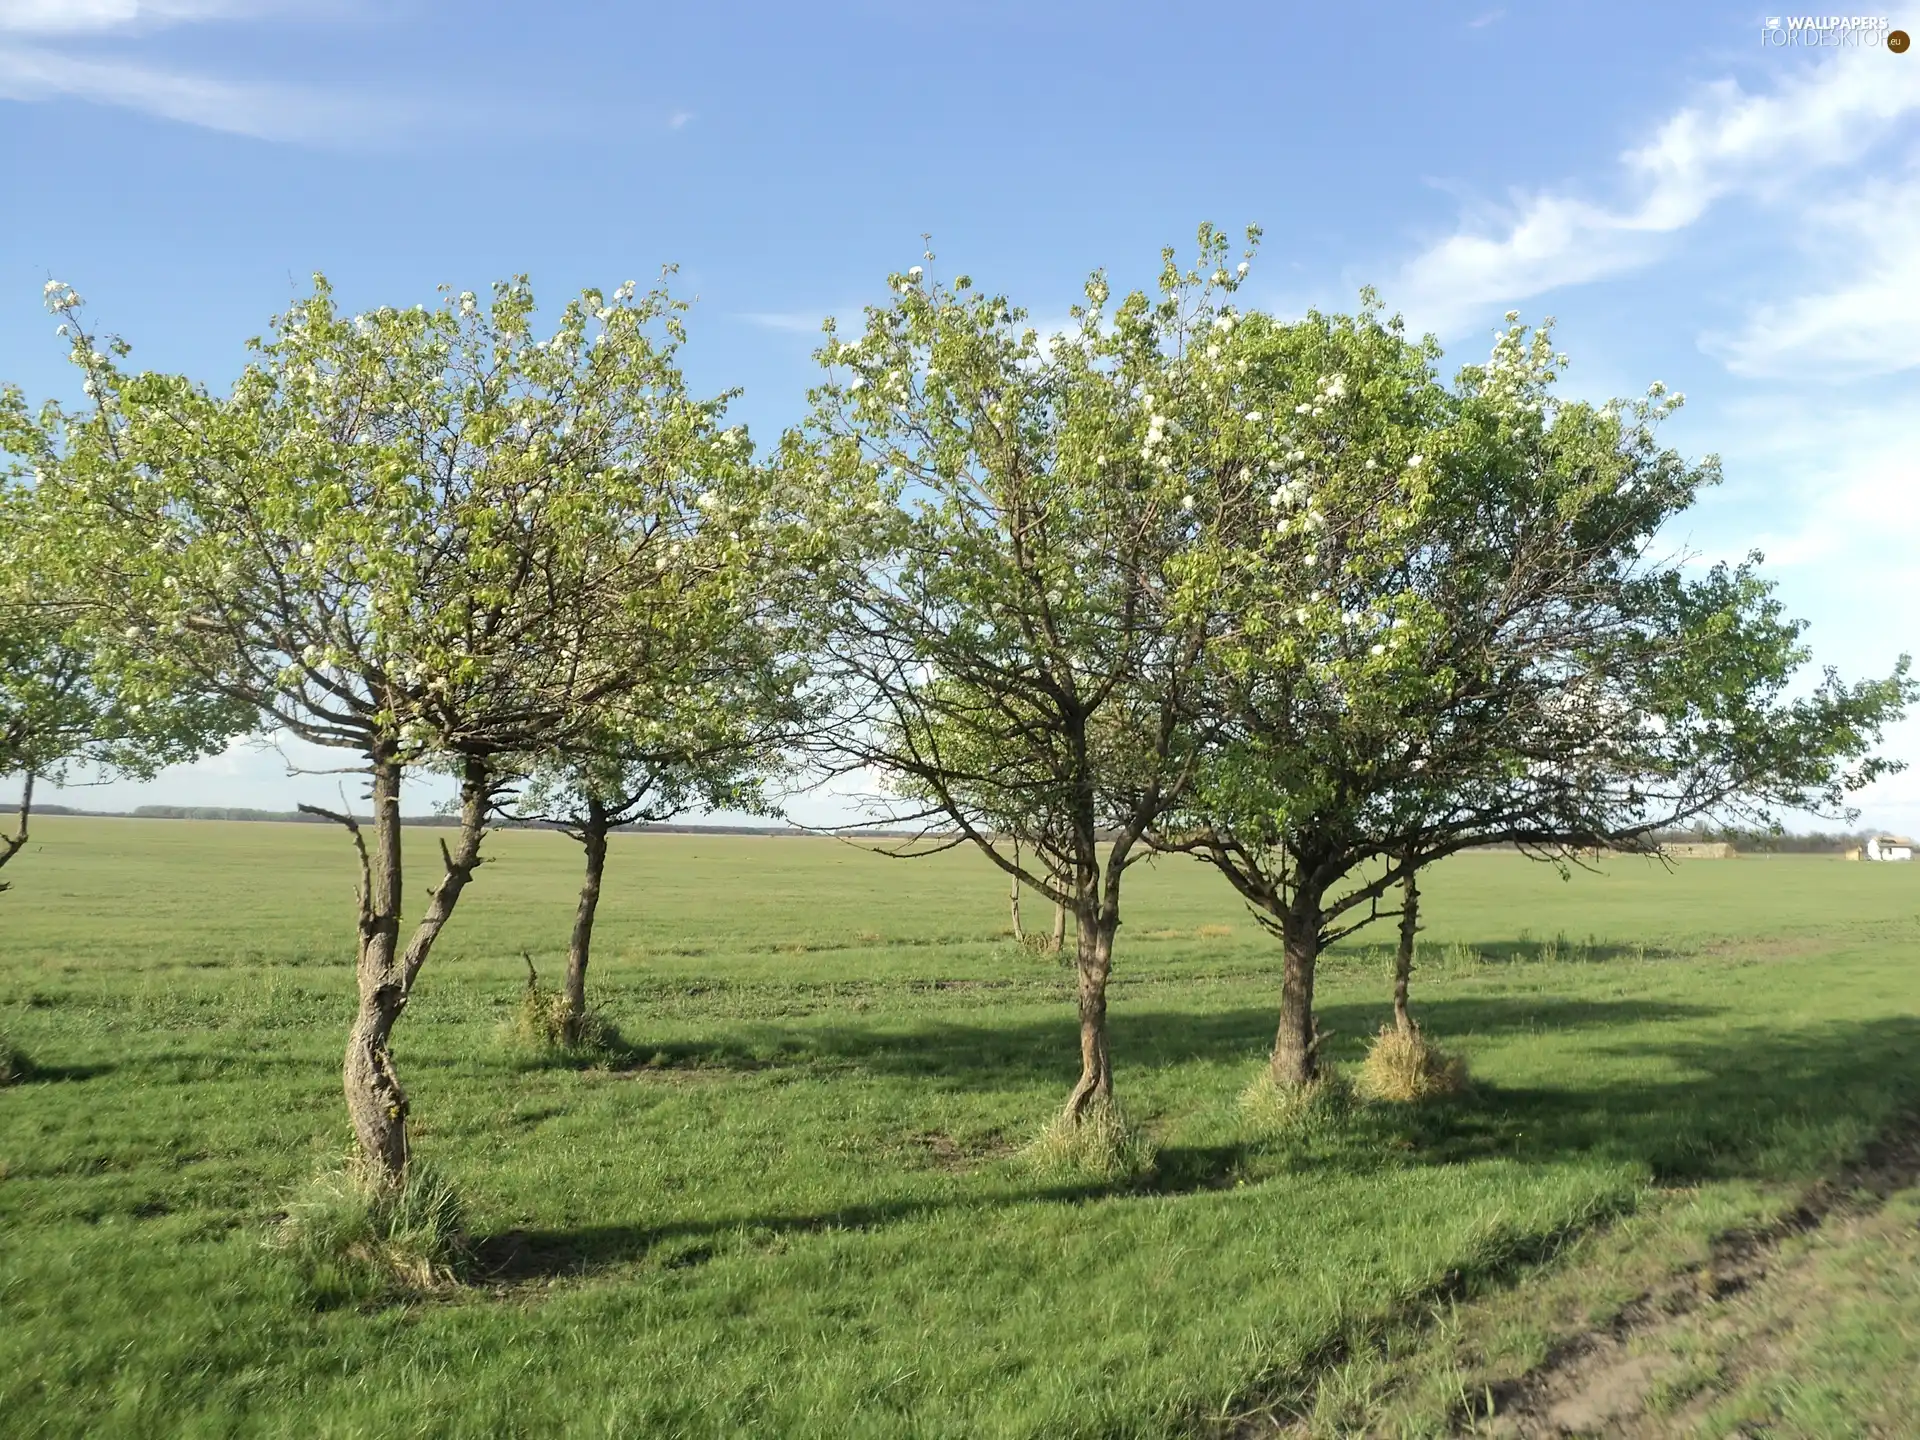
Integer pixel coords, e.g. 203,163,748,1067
572,996,1717,1092
464,1006,1920,1290
0,1060,117,1083
1384,1013,1920,1184
473,1173,1139,1283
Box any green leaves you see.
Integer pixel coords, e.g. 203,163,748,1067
1,420,247,793
26,272,752,774
1181,303,1912,938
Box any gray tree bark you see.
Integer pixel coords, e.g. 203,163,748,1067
1271,906,1322,1088
0,771,33,893
564,796,610,1043
1393,865,1420,1037
331,749,490,1188
1062,911,1117,1120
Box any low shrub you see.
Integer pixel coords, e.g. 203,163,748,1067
1356,1023,1469,1103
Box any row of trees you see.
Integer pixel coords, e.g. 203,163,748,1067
4,229,1910,1187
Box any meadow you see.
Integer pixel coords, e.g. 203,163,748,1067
2,816,1918,1438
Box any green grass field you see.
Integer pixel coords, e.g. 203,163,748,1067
3,817,1918,1437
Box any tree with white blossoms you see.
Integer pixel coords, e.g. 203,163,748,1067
1159,304,1913,1090
792,228,1261,1128
30,272,761,1185
499,510,823,1047
0,396,247,892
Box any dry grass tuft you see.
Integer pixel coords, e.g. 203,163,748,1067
1357,1024,1469,1103
1238,1066,1357,1141
1022,1099,1156,1183
271,1158,467,1301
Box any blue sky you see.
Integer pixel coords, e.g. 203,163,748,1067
4,0,1917,830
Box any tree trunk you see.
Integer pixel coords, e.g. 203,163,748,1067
343,748,408,1186
340,750,489,1188
0,770,33,892
565,797,610,1044
1271,912,1322,1088
1008,840,1025,942
1050,895,1067,953
1393,865,1420,1037
1061,911,1117,1121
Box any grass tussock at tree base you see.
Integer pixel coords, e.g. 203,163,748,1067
504,964,623,1063
1238,1066,1359,1142
270,1160,468,1305
1022,1099,1157,1183
1357,1024,1470,1103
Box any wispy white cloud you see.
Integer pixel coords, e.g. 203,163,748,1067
1706,172,1920,380
0,0,406,142
668,108,692,130
1710,390,1920,572
1467,9,1504,28
0,41,415,142
0,0,312,34
1393,54,1920,336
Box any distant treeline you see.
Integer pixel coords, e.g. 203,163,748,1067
27,803,904,837
1648,826,1872,854
24,805,1879,851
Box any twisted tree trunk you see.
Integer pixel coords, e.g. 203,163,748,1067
1393,865,1420,1037
1062,910,1117,1121
326,749,490,1189
340,747,408,1185
564,796,611,1043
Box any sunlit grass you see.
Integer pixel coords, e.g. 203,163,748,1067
1,819,1916,1436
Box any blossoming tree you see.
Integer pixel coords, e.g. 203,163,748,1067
794,228,1264,1127
30,273,753,1184
0,420,245,892
499,509,823,1045
1161,306,1912,1088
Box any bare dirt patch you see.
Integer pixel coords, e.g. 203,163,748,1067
1470,1115,1920,1437
905,1128,1015,1171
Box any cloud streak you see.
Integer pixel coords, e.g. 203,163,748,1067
0,41,416,143
1707,172,1920,380
1393,54,1920,336
0,0,313,34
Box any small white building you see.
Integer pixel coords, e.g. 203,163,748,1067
1865,834,1914,862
